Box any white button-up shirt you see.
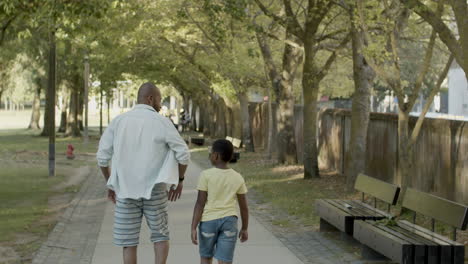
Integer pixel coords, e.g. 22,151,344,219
96,104,190,199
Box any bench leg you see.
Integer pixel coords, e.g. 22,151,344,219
319,218,339,232
361,244,390,261
340,232,359,245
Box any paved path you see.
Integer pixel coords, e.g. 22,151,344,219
32,166,107,264
91,161,304,263
32,158,378,264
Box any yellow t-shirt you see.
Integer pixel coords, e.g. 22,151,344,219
197,168,248,222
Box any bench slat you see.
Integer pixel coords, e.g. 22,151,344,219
344,200,389,218
402,188,468,230
315,199,353,233
372,223,428,263
386,225,440,264
399,220,464,264
326,200,370,217
355,174,400,205
354,220,414,263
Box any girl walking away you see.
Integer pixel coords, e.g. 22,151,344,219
191,139,249,264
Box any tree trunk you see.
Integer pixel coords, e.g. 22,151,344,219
78,89,84,131
257,30,301,163
58,85,68,132
198,102,204,133
217,98,227,138
345,10,375,192
0,91,3,110
202,99,211,136
277,33,301,164
191,103,197,131
209,102,217,137
302,38,320,178
100,86,103,136
238,91,254,152
397,110,413,191
66,88,80,137
28,85,41,129
266,81,274,158
47,30,56,177
107,94,111,124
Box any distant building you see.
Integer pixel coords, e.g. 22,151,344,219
448,60,468,117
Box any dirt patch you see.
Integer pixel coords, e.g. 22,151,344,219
0,246,19,264
52,166,91,192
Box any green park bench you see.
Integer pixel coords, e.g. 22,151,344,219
315,173,400,236
225,136,241,163
354,187,467,264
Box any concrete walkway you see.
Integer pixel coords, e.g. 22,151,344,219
91,161,304,263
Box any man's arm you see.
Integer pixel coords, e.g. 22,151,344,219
168,163,188,201
165,119,190,201
237,193,249,242
100,167,110,181
191,190,207,245
96,122,115,203
99,166,115,203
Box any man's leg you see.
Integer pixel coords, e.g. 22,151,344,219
153,241,169,264
123,246,137,264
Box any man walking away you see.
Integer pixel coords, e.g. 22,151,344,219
97,82,190,264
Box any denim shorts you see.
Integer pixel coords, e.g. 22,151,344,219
199,216,238,262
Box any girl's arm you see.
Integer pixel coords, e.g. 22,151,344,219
191,191,207,245
237,193,249,242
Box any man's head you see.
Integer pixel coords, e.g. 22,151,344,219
209,139,234,165
137,82,161,112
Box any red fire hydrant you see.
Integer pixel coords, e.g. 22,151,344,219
66,144,75,160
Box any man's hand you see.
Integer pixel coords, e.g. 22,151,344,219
107,189,116,204
191,229,198,245
239,229,248,242
168,182,183,201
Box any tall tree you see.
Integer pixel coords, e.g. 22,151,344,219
255,18,303,164
357,0,452,190
255,0,350,178
335,0,376,191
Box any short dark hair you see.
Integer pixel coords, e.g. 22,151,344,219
212,139,234,162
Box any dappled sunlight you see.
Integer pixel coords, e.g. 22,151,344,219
189,147,209,153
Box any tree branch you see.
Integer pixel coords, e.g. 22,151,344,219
184,6,223,53
283,0,305,35
316,32,351,81
0,15,17,46
406,29,437,113
253,0,304,37
406,2,443,112
400,0,462,65
410,54,454,145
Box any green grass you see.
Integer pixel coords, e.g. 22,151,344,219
0,127,99,260
0,166,64,242
0,128,99,157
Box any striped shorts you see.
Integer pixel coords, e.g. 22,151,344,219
113,184,169,247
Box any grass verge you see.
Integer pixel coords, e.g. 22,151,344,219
0,128,100,262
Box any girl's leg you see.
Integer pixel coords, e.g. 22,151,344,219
201,257,213,264
217,260,232,264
